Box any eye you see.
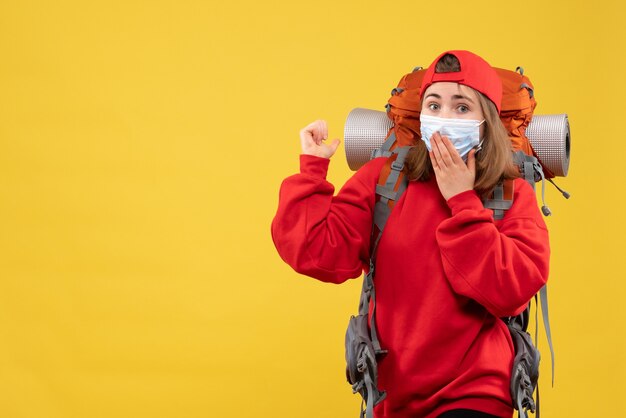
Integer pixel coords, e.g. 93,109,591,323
457,104,469,113
427,102,440,111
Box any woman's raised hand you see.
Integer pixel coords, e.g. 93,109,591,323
429,132,476,201
300,120,341,159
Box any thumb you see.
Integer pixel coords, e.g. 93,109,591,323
329,138,341,154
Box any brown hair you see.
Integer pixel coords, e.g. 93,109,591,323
405,54,519,197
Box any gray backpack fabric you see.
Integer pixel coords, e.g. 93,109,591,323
344,143,560,418
345,312,386,418
507,309,540,416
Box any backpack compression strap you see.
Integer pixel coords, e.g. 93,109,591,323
513,150,552,216
537,285,555,386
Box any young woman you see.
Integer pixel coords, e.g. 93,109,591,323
271,50,550,418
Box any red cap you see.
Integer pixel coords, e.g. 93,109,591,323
419,50,502,114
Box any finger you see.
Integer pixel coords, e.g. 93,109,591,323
316,120,329,143
300,124,315,145
466,149,476,173
300,121,326,151
329,138,340,155
430,133,443,167
431,133,448,169
441,135,463,164
301,121,318,141
303,120,322,144
437,135,456,167
322,120,329,140
429,150,440,172
303,120,320,133
312,120,325,144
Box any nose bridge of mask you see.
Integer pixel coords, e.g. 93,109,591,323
420,114,483,128
441,117,482,127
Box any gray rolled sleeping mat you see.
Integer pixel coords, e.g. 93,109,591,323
343,107,571,177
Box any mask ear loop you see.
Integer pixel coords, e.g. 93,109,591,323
475,120,486,152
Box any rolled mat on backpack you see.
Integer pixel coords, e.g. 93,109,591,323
343,108,571,177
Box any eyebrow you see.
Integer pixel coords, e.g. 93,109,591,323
424,93,475,103
452,94,474,103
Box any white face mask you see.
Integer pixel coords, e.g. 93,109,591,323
420,114,485,161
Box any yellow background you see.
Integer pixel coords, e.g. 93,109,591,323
0,0,624,417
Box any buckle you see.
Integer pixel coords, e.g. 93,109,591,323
391,160,404,171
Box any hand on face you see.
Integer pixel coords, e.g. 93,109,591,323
429,131,476,201
299,120,341,159
421,82,483,200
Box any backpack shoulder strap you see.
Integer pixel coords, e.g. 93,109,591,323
483,180,515,221
358,145,411,357
371,146,411,255
371,131,396,160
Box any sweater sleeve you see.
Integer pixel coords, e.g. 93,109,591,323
435,179,550,317
271,155,384,283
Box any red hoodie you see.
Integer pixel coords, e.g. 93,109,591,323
271,154,550,418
